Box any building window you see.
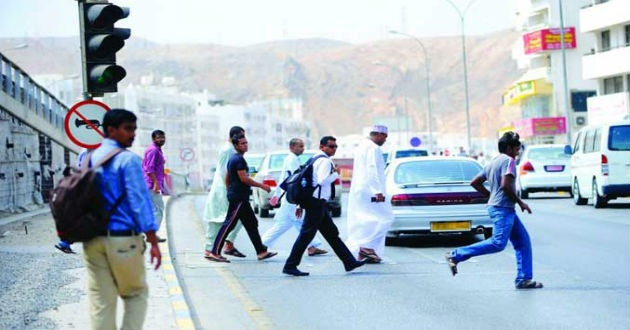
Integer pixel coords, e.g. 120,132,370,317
625,25,630,46
627,75,630,92
601,30,611,51
571,91,596,112
603,76,623,94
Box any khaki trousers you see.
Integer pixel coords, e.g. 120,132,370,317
83,235,148,330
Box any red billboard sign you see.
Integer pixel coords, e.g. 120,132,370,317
513,117,567,137
523,27,576,55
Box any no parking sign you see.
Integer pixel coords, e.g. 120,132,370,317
64,100,110,148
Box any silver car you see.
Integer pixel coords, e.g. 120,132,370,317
385,157,493,241
516,144,572,199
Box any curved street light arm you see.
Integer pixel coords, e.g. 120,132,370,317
462,0,481,19
441,0,463,18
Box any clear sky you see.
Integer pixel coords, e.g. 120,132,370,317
1,0,515,46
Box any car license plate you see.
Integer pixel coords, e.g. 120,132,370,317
431,221,471,232
544,165,564,172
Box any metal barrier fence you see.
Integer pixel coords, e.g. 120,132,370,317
0,52,75,213
0,53,69,132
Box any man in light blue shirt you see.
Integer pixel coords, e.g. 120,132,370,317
83,109,161,330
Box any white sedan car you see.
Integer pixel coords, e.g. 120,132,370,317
516,144,572,199
385,157,493,241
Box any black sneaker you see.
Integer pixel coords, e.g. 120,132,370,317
283,268,310,276
55,244,76,254
515,280,543,289
344,259,368,272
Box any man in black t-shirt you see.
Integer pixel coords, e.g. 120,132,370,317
206,134,278,262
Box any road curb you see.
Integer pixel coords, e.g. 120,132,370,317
161,194,197,330
0,207,50,227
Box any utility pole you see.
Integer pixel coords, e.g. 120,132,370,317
558,0,572,145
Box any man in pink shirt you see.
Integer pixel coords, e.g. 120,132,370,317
143,129,167,242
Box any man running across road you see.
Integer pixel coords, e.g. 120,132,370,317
445,132,543,289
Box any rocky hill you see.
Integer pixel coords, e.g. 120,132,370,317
1,30,523,137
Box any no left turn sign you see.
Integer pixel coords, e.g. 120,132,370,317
64,100,110,149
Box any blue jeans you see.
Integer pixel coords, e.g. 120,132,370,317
451,206,533,285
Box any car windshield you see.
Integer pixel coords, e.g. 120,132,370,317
268,154,288,170
395,149,428,158
299,152,315,165
527,147,570,160
609,125,630,151
268,152,315,169
245,156,264,168
394,160,482,184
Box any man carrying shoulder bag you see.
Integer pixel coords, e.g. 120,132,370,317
73,109,161,330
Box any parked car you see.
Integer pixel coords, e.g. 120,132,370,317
567,119,630,208
252,150,342,217
244,153,265,178
385,156,493,242
331,157,353,189
516,144,572,199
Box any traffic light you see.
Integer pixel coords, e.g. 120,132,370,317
79,1,130,96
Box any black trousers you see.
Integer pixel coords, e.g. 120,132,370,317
284,198,356,269
211,200,267,255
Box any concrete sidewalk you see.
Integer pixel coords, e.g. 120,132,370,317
0,200,189,330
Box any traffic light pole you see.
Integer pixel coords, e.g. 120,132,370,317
77,0,92,100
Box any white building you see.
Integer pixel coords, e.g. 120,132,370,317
104,78,200,186
192,93,312,187
579,0,630,125
505,0,598,144
254,98,311,149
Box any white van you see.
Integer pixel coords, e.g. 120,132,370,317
568,119,630,208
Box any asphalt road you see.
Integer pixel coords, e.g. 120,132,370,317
167,192,630,330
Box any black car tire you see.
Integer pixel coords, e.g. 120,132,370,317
385,236,399,246
483,228,493,240
519,188,529,199
592,179,607,209
573,179,587,205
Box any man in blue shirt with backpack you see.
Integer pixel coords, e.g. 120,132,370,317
83,109,162,329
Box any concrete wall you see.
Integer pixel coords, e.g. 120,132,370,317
0,107,76,212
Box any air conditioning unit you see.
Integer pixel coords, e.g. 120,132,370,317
575,114,587,126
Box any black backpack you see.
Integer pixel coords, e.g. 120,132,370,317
279,154,327,207
49,149,125,243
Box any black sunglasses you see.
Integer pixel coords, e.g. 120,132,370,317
326,144,338,149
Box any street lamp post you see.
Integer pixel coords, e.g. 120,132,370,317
389,30,434,152
558,0,572,145
441,0,479,153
